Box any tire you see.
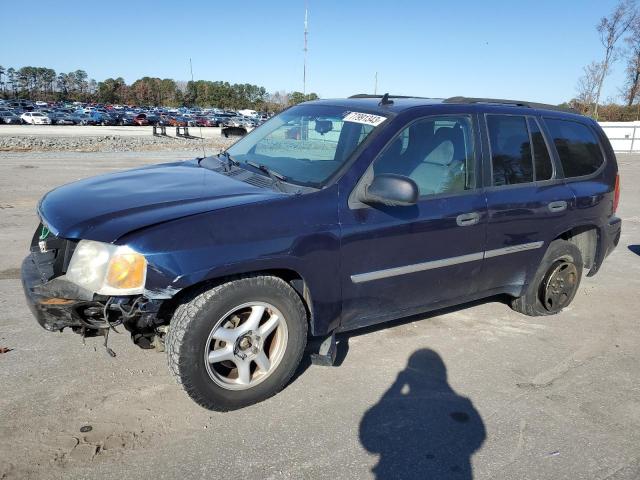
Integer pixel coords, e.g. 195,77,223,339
511,239,583,316
166,275,308,411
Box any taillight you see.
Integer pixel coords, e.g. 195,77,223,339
613,173,621,214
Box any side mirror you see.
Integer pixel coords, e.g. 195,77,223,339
360,174,419,207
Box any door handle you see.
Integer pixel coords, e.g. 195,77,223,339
548,201,567,213
456,212,480,227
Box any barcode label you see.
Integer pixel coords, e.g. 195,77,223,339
343,112,387,127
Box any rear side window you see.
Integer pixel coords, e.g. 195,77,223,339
544,119,604,177
487,115,533,186
528,117,553,181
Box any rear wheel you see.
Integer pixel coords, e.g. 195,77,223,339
166,275,308,411
511,239,583,316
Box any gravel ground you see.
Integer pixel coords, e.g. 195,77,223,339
0,149,639,480
0,125,235,152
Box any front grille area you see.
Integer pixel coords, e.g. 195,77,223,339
29,224,77,282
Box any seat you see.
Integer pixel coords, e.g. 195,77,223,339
410,126,466,195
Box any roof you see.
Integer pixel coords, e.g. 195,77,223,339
306,94,581,117
308,96,443,114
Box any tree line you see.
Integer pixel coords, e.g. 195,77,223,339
573,0,640,120
0,65,318,111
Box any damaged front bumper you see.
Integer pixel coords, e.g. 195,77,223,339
21,254,165,345
21,254,97,332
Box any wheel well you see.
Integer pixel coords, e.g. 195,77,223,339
556,225,598,270
157,269,313,328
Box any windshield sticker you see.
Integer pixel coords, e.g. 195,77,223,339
343,112,387,127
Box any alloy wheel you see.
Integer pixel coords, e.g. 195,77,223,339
204,302,288,390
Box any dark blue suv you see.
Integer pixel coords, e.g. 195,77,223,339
21,95,622,410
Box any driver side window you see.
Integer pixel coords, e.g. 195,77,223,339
373,115,476,196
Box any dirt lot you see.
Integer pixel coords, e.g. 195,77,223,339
0,124,226,138
0,149,639,480
0,125,236,153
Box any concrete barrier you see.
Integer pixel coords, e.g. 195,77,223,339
599,122,640,153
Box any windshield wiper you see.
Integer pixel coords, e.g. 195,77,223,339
246,161,288,191
218,151,239,171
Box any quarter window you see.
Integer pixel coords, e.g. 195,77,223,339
544,119,604,177
373,116,476,196
487,115,533,186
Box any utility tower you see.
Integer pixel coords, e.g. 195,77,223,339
303,5,308,96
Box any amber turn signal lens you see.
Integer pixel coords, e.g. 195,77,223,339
105,253,146,290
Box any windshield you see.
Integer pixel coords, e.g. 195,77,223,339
225,104,385,187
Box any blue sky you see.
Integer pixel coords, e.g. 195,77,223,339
0,0,629,104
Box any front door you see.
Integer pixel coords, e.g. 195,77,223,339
339,113,488,330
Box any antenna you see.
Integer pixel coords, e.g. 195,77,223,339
374,72,378,95
189,57,207,158
303,3,308,96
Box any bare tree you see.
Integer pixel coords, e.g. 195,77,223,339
619,17,640,106
593,0,638,118
576,61,605,114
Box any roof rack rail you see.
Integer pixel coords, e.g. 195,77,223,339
348,94,426,99
443,96,578,114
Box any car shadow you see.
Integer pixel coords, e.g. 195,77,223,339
628,245,640,256
292,296,508,384
340,295,507,342
359,349,486,479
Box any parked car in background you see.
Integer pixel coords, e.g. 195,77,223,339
90,111,117,125
224,117,248,128
194,116,221,127
20,112,52,125
133,113,150,126
237,109,255,116
114,113,136,126
70,113,98,125
145,113,161,126
49,112,76,125
0,110,23,124
165,115,188,127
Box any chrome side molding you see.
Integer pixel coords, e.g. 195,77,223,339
350,241,544,284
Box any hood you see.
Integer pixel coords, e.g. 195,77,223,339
39,160,281,243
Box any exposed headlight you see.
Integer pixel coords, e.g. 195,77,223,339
65,240,147,295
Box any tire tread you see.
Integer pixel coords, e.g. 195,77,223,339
165,275,307,410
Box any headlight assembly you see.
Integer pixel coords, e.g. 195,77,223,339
65,240,147,295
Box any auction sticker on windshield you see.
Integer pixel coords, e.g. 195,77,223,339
343,112,386,127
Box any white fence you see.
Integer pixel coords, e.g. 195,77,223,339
599,122,640,153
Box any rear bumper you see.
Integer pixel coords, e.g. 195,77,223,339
21,255,92,332
603,216,621,259
588,216,621,276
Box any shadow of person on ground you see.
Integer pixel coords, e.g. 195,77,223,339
359,349,486,479
628,245,640,256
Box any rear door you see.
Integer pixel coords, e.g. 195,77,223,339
477,113,575,294
339,113,488,330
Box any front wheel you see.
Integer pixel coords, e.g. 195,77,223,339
166,276,308,411
511,239,583,316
